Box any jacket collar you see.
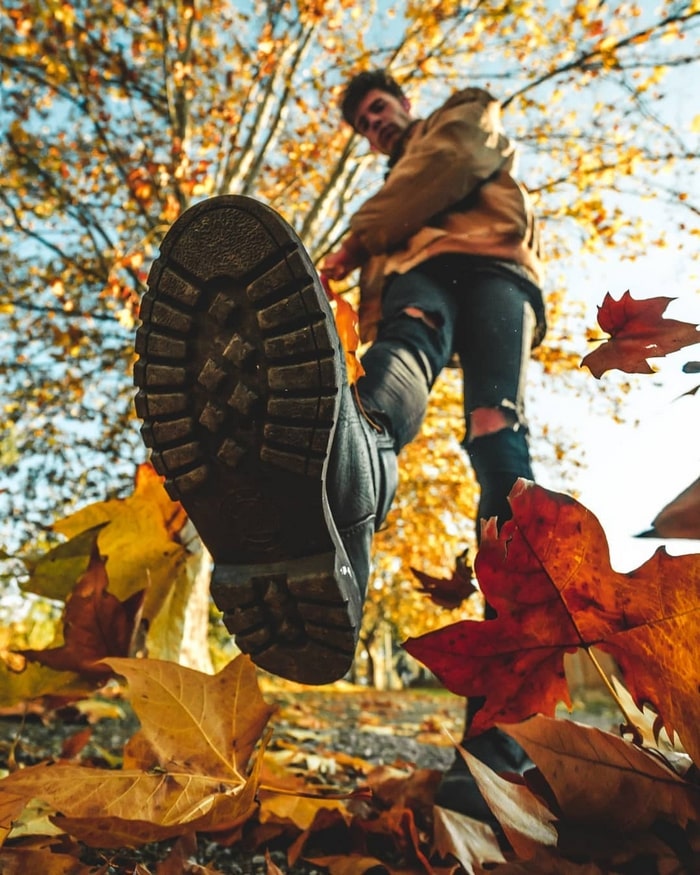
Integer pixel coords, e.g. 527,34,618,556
386,119,421,169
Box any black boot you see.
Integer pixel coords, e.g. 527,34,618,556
134,195,397,684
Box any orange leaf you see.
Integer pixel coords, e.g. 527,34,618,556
405,481,700,765
21,544,144,680
320,276,365,385
581,291,700,378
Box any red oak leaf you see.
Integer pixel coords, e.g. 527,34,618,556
22,543,144,679
581,291,700,378
404,480,700,765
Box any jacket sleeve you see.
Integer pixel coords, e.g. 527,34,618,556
350,88,515,255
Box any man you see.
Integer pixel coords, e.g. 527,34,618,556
133,70,545,823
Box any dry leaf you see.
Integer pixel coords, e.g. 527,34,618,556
21,544,144,679
406,481,700,765
0,656,274,847
582,291,700,377
503,716,700,831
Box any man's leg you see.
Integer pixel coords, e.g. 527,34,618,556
134,195,397,684
421,260,538,827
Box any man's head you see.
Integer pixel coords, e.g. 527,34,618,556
341,70,413,156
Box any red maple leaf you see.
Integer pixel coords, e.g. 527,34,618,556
581,291,700,378
22,543,144,679
404,481,700,765
411,550,476,609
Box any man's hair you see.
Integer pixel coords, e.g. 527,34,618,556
340,70,406,128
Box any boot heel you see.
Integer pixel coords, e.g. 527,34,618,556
211,552,360,684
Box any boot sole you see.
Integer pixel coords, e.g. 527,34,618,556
133,195,361,684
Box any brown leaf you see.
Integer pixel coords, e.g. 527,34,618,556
406,481,700,765
265,848,285,875
581,291,700,378
0,838,94,874
503,716,700,830
433,805,505,871
59,727,92,760
304,854,395,875
638,475,700,540
365,765,442,817
456,745,558,858
486,851,607,873
411,550,476,609
21,544,144,680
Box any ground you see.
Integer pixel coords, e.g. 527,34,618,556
0,678,619,874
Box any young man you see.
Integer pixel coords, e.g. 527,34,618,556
134,70,545,822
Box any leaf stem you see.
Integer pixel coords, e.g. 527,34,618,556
586,647,628,722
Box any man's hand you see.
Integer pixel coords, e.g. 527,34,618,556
320,233,368,281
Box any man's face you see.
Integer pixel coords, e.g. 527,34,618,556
352,88,413,156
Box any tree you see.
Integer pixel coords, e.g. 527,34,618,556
0,0,698,561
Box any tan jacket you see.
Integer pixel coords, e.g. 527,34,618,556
349,87,545,343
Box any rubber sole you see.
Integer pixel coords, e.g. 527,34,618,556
133,195,361,684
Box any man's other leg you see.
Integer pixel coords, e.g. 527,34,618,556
356,268,458,453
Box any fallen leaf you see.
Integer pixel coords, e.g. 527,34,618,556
503,716,700,831
433,805,505,872
405,481,700,765
456,745,558,857
0,656,273,847
486,851,607,872
266,847,285,875
259,792,350,832
581,291,700,377
304,854,395,875
0,837,93,874
21,544,144,680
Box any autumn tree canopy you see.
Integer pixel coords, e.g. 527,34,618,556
0,0,698,551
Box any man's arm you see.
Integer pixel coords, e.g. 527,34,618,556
350,89,514,255
320,232,368,281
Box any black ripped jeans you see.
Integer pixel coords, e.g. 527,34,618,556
356,254,539,534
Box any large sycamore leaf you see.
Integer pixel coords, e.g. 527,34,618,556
21,544,143,679
0,656,275,848
405,481,700,764
581,291,700,378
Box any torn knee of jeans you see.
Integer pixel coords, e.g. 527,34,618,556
402,306,443,330
466,403,526,443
